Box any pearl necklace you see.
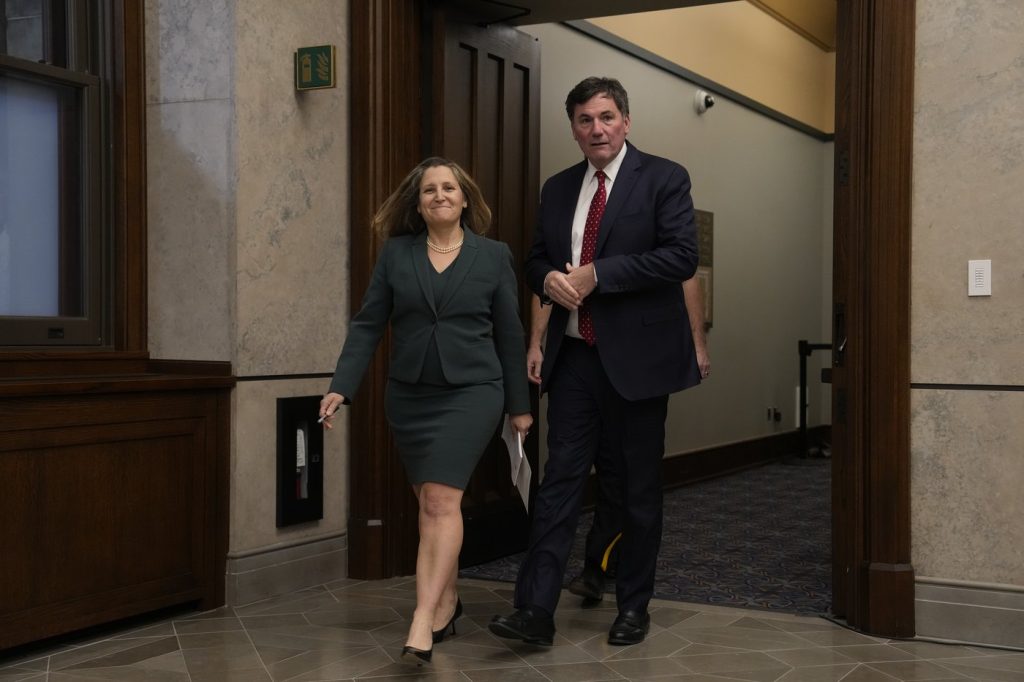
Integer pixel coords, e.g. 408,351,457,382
426,236,464,253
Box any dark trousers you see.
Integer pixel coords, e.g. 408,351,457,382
584,442,623,574
574,423,625,576
513,338,668,614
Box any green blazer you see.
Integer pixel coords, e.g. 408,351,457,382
329,229,531,415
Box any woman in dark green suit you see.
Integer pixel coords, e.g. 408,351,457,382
320,158,533,665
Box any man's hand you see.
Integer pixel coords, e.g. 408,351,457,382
565,262,597,299
544,262,596,310
543,269,583,310
527,345,544,385
696,345,710,379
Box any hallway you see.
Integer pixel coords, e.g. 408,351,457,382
1,577,1021,681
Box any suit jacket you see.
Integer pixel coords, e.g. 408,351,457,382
329,229,530,415
524,142,700,401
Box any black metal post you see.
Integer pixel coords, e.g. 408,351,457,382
798,340,833,458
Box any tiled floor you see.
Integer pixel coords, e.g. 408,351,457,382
1,577,1022,682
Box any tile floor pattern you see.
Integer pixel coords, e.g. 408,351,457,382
2,577,1022,682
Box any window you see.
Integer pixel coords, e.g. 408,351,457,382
1,1,106,346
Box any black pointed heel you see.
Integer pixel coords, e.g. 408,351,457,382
432,598,463,643
400,645,433,666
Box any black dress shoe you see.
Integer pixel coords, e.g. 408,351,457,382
608,609,650,645
568,565,605,602
400,644,432,666
488,606,555,646
432,597,463,643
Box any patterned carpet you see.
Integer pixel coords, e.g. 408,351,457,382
460,458,831,615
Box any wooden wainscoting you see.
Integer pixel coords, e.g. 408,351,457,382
0,357,233,651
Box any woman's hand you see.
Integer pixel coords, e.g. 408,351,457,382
510,412,533,440
319,392,346,430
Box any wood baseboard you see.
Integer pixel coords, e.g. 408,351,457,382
582,426,831,507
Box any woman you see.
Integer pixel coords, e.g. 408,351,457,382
320,157,532,666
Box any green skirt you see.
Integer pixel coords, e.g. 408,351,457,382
385,378,504,490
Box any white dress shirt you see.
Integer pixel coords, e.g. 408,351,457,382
565,143,628,339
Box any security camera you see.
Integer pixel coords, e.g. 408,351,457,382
694,89,715,114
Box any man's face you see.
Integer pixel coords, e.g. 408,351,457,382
570,93,631,169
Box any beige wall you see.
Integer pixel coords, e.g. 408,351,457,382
522,22,832,457
911,0,1024,591
591,1,835,134
146,0,350,598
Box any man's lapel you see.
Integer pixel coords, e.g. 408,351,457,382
557,161,588,264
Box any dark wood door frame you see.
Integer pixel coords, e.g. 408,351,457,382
349,0,917,638
830,0,915,637
347,0,425,578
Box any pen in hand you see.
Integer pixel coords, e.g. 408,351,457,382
317,411,336,424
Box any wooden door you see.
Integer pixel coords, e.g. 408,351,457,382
347,1,540,576
434,14,541,567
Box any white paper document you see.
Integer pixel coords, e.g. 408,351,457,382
501,415,531,509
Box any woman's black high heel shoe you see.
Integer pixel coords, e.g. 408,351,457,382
400,645,433,666
432,598,463,643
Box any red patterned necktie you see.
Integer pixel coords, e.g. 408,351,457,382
578,170,606,346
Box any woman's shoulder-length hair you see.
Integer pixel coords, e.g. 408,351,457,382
372,157,492,238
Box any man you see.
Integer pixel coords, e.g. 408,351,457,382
525,279,711,607
490,77,701,646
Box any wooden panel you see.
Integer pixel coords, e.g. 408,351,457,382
437,17,540,567
109,0,148,351
662,427,829,490
0,351,149,380
831,0,862,625
832,0,915,637
348,0,424,578
862,0,915,637
443,40,474,168
476,54,501,203
502,64,527,246
0,366,232,651
0,422,204,610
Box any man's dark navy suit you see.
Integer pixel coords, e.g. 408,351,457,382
517,141,701,615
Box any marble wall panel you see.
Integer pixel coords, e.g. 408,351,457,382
147,99,233,361
911,0,1024,384
233,1,349,377
231,377,348,553
144,0,233,104
911,388,1024,586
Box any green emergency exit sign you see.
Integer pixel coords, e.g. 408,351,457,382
295,45,336,91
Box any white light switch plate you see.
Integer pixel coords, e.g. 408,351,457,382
968,259,991,296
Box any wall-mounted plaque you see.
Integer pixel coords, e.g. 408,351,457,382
694,209,713,328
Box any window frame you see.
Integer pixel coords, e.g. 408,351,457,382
0,0,137,350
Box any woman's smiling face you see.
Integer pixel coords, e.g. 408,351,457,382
418,165,467,227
